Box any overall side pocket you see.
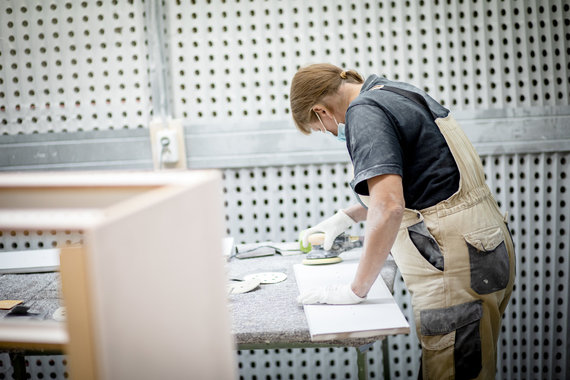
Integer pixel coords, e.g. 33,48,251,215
464,225,510,294
408,220,444,271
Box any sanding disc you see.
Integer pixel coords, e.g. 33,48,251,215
228,279,260,294
243,272,287,284
302,256,343,265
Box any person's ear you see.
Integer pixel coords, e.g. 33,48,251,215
312,105,329,117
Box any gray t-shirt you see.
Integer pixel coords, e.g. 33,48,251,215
346,75,460,210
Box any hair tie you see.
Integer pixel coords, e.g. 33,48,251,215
340,71,347,79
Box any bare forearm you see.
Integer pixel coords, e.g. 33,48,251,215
343,203,368,223
351,203,403,298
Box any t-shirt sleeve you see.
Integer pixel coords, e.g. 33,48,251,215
347,103,403,196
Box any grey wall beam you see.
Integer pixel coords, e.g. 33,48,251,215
0,129,153,171
1,107,569,172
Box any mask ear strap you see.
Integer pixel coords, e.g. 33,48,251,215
332,115,339,126
313,111,327,133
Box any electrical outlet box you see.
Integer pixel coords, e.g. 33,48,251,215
149,119,187,170
155,128,179,164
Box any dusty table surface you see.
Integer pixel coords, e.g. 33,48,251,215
226,248,399,348
0,272,61,320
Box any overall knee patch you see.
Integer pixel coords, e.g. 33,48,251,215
420,300,483,380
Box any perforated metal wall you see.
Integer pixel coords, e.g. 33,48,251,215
483,152,569,379
0,229,83,251
222,163,365,244
1,0,568,134
0,353,69,380
0,353,12,379
237,347,366,379
165,0,569,124
0,0,152,134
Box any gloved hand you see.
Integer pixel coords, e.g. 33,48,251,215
300,210,355,251
297,284,366,305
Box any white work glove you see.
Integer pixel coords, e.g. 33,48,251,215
297,284,366,305
300,210,355,251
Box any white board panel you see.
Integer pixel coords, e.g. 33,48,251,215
294,259,409,342
0,249,60,274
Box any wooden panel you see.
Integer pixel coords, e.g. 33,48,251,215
0,171,237,379
84,172,236,379
0,187,156,209
60,245,98,380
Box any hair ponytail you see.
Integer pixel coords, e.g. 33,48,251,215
342,69,363,83
290,64,364,135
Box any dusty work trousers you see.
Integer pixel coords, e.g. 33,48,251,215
391,115,516,380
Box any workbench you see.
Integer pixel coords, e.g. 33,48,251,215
0,249,400,380
228,248,400,379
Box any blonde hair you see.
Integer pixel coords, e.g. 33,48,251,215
290,63,364,134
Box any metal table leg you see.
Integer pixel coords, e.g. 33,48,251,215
356,347,368,380
356,342,375,380
356,338,391,380
9,352,26,380
381,338,391,380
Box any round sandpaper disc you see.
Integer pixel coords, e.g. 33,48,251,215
243,272,287,284
228,279,260,294
53,306,66,322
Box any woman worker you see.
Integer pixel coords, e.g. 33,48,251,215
290,63,515,379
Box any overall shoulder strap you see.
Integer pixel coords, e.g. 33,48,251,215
370,85,437,119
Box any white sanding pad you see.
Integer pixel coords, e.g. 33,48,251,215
302,257,343,265
243,272,287,284
228,279,261,294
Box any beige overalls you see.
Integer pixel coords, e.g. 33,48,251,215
389,114,516,379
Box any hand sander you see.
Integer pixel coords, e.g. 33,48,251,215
301,233,364,265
